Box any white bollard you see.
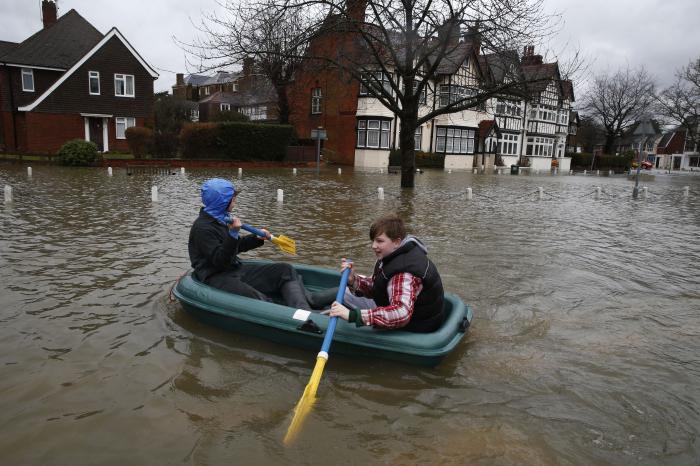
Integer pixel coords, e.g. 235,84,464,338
480,165,485,173
609,170,613,176
238,167,243,177
569,170,573,175
277,189,284,202
107,167,113,176
448,169,452,174
379,169,383,174
537,187,543,200
473,168,478,174
466,187,472,200
27,166,32,177
4,185,12,204
553,168,558,175
338,168,342,174
292,168,297,175
683,186,689,197
583,170,587,176
498,169,502,175
642,187,648,199
151,186,158,202
378,187,384,200
596,170,600,176
181,167,185,175
595,186,601,200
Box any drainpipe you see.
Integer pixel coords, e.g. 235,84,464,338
3,65,19,151
519,100,528,165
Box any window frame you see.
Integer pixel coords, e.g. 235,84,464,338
359,71,392,97
356,117,391,149
21,68,34,92
114,74,135,97
311,87,322,114
220,103,231,111
414,126,422,151
115,117,136,139
435,126,476,154
89,71,100,95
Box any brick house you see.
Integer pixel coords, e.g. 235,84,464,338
173,58,278,123
0,1,158,154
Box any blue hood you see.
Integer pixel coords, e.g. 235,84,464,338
201,178,238,238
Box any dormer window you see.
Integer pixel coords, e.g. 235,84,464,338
21,68,34,92
89,71,100,95
114,74,134,97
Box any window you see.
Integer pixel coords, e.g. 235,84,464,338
190,109,199,122
356,118,390,149
497,133,519,155
114,74,134,97
435,127,475,154
233,82,239,92
115,117,136,139
414,126,422,151
359,72,391,96
311,88,322,114
495,99,522,116
21,68,34,92
439,85,476,108
240,106,267,120
412,83,427,104
525,136,554,156
220,103,231,111
89,71,100,95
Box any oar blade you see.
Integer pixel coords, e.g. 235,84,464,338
284,356,327,444
272,235,296,255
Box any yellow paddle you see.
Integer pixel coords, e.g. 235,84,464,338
284,266,352,444
241,224,296,255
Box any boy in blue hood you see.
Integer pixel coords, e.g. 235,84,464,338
188,178,312,310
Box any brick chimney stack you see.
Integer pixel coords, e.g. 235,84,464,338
42,0,57,29
464,22,481,55
521,45,543,66
346,0,367,22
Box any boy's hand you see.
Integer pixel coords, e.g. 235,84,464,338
321,301,350,321
340,258,355,286
259,228,272,240
228,216,242,231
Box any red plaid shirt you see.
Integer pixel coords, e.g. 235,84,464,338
353,272,423,329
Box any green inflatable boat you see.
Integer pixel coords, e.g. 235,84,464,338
172,260,473,366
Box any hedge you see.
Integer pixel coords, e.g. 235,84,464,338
389,149,444,168
180,122,295,161
125,127,153,159
570,152,634,171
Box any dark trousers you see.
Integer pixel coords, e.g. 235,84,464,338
205,262,311,310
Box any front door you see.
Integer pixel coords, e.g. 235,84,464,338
673,156,682,170
88,117,103,152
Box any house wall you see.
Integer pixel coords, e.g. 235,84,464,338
1,66,64,110
33,36,154,118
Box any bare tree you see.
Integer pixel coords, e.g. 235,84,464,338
655,57,700,151
180,0,317,123
187,0,567,188
581,67,656,155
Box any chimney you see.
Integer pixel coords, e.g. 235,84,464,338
521,45,543,66
464,22,481,55
438,18,460,48
42,0,57,29
346,0,367,22
242,57,254,77
176,73,184,86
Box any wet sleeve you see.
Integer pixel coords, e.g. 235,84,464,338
192,225,240,270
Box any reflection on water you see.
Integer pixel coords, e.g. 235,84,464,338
1,164,699,464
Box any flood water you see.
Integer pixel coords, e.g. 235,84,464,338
1,164,699,465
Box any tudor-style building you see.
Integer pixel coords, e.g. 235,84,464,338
286,3,577,170
0,1,157,154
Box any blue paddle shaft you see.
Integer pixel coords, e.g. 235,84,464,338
321,266,352,354
241,224,266,237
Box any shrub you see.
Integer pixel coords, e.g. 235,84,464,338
125,127,153,159
389,149,444,168
57,139,99,166
213,110,250,123
151,132,179,158
180,123,221,159
571,152,634,171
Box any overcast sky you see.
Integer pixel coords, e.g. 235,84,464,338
2,0,699,98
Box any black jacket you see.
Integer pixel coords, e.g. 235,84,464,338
371,237,445,333
188,208,264,282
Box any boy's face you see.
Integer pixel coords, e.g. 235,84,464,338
227,194,237,212
372,232,402,259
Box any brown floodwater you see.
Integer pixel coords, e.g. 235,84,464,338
1,164,699,465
